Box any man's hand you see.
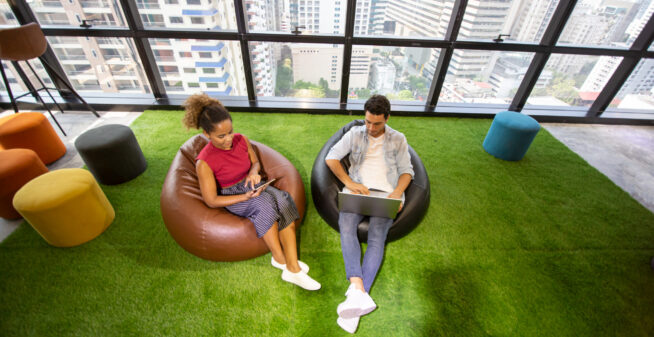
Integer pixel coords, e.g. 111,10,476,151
346,182,369,195
245,173,261,189
388,191,403,212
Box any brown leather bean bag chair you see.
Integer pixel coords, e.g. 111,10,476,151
161,134,306,261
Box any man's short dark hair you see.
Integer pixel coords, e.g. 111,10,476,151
364,95,390,119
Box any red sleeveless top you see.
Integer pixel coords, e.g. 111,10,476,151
196,133,251,188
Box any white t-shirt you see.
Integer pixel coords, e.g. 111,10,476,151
359,133,394,193
343,133,404,202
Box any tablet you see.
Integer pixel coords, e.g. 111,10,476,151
338,191,401,219
253,178,277,192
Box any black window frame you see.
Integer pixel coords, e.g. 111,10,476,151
1,0,652,125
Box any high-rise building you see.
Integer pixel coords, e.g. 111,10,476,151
581,0,654,100
509,0,559,43
246,0,276,96
289,0,373,92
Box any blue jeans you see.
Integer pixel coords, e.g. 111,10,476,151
339,211,393,293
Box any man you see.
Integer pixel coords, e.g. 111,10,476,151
325,94,414,333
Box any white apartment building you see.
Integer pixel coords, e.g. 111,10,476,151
291,45,372,90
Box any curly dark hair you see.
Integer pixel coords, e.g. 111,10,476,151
363,94,391,119
182,93,231,133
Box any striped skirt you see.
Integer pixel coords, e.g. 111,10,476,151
221,180,300,238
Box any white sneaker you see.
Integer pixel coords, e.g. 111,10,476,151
271,256,309,273
337,316,360,334
337,285,377,319
281,269,321,291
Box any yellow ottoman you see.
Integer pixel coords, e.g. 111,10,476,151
12,168,115,247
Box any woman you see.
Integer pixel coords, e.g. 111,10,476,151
182,93,320,291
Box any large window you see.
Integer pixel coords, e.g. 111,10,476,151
48,36,151,93
608,58,654,111
558,0,653,48
348,46,439,102
150,38,245,95
0,0,651,122
137,0,236,30
527,55,622,108
441,51,535,105
355,0,453,39
30,0,127,27
459,0,554,44
250,42,343,99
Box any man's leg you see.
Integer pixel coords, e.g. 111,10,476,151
338,211,365,281
337,213,380,325
361,216,393,293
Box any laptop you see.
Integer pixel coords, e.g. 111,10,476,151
338,191,401,219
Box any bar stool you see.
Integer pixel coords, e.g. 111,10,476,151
0,22,100,136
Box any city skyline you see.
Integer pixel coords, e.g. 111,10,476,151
1,0,653,111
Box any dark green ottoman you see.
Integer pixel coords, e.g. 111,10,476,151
75,124,147,185
483,111,540,161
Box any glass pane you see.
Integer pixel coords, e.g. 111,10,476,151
0,1,18,26
249,42,342,98
0,61,54,96
608,58,654,111
355,0,453,38
557,0,653,47
149,38,246,95
138,0,237,30
29,0,127,27
246,0,349,34
459,0,554,43
440,51,534,104
348,46,438,102
49,36,151,93
526,54,623,107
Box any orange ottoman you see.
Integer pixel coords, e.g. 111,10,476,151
0,149,48,219
0,112,66,164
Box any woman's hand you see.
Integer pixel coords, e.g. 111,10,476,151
244,187,264,200
245,173,261,190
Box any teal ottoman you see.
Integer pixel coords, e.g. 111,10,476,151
483,111,540,161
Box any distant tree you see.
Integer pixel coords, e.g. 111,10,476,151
397,89,414,100
407,75,428,98
550,77,578,105
531,87,548,96
387,90,414,101
355,88,371,99
275,58,293,95
293,80,313,90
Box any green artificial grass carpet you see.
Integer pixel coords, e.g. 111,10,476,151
1,111,654,336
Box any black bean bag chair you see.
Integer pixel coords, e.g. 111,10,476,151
311,120,430,242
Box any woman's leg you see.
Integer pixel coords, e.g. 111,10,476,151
261,186,302,272
261,222,287,267
278,221,301,273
